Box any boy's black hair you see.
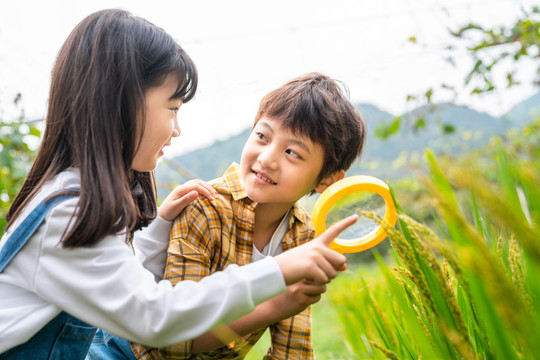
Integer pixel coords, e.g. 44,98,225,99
254,72,367,185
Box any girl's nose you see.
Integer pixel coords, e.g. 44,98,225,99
172,115,181,137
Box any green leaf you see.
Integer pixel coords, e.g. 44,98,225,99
441,124,455,134
414,118,426,130
29,126,41,137
374,116,401,139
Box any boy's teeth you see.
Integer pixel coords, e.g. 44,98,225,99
256,173,274,184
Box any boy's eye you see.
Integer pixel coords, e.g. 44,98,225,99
255,132,268,142
285,149,302,159
170,108,179,114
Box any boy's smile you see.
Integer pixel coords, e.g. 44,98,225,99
240,116,325,209
251,169,278,185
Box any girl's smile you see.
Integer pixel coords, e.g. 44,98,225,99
132,75,182,172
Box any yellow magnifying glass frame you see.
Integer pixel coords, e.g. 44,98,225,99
313,175,398,254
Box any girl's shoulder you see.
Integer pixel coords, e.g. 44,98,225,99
3,169,81,239
34,168,81,204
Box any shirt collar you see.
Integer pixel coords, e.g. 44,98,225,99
223,163,249,201
290,201,309,225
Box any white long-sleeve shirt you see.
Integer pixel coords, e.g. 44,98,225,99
0,169,286,352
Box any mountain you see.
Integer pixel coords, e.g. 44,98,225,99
344,103,505,180
157,128,250,190
501,91,540,127
155,95,539,194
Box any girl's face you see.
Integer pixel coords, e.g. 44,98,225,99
132,75,182,172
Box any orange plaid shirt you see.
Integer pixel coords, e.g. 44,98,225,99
131,163,315,360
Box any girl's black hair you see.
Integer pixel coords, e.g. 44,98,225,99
7,9,198,247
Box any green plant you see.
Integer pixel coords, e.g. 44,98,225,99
328,118,540,359
0,95,41,235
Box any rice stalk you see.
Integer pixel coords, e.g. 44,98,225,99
508,234,534,317
369,341,400,360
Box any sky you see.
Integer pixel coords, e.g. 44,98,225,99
0,0,537,156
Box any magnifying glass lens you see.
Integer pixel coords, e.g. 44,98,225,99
325,191,386,241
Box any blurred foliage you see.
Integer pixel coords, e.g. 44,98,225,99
0,95,41,235
376,5,540,139
457,5,540,92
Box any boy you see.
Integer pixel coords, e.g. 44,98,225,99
131,72,367,359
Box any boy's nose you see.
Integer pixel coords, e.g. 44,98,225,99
258,148,278,170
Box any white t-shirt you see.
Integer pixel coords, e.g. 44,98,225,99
0,169,286,352
251,209,290,261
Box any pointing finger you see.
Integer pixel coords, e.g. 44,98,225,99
315,214,359,247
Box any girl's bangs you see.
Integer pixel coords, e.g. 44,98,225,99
171,55,198,102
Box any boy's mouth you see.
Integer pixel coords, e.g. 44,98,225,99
252,170,277,185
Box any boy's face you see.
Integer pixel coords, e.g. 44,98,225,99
240,116,325,208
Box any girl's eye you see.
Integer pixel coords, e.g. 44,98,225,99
285,149,302,159
170,108,179,114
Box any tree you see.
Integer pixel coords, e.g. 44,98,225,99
376,5,540,139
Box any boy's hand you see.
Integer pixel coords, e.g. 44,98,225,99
158,180,218,221
274,214,358,286
266,280,326,320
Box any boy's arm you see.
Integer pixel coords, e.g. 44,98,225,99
187,280,322,354
265,307,313,359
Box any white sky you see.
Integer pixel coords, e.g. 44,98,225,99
0,0,537,156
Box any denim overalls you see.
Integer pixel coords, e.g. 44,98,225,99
0,191,97,359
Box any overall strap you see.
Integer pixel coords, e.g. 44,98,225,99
0,189,79,273
0,188,97,360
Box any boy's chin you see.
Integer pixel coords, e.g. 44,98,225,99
244,187,267,203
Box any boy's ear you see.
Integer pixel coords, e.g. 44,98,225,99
314,170,345,194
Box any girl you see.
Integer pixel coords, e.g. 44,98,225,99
0,9,354,359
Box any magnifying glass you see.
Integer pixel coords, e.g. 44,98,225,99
312,175,398,254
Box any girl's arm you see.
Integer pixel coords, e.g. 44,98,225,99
133,179,217,279
134,200,219,358
31,197,283,347
30,200,353,347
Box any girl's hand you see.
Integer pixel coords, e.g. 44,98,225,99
158,180,218,221
274,214,358,286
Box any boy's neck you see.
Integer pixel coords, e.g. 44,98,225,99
252,203,293,252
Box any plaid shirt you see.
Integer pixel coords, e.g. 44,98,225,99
131,163,316,360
